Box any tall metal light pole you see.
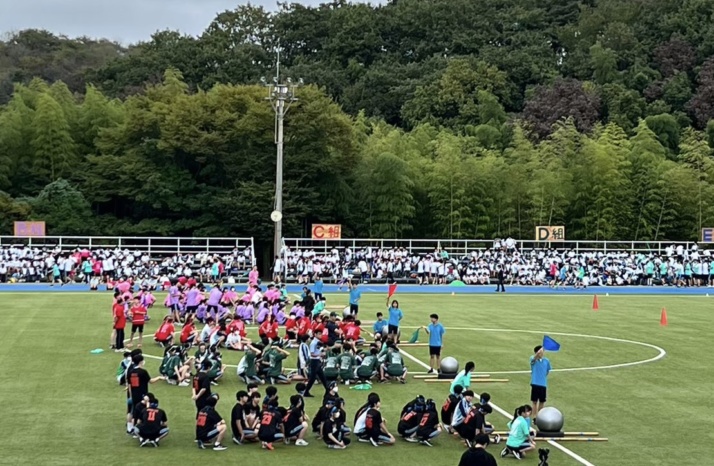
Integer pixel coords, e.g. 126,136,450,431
262,51,302,264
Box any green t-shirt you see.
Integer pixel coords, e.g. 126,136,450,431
312,301,326,316
324,354,339,375
386,351,404,376
245,350,258,377
267,351,286,377
357,355,377,377
338,353,355,376
165,355,181,377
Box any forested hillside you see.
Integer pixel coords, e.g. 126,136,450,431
2,0,714,242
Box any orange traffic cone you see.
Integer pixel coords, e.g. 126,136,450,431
660,308,668,326
592,295,599,311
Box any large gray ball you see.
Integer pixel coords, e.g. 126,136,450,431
343,307,351,318
535,407,564,432
440,356,459,374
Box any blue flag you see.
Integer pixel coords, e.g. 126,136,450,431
543,335,560,352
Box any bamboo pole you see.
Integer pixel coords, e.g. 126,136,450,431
424,378,509,383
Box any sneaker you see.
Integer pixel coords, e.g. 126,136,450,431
405,436,418,443
492,434,501,444
178,381,190,387
427,368,434,374
295,439,309,446
210,381,218,386
150,441,159,448
284,437,290,445
512,449,522,460
213,444,227,451
420,440,433,447
167,379,177,385
232,437,243,445
358,438,370,443
345,380,350,386
369,437,379,447
328,444,346,449
263,442,274,451
139,439,149,448
197,441,206,450
465,439,473,448
500,447,509,458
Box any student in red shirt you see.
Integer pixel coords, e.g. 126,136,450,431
154,317,175,347
181,317,198,346
297,316,311,339
259,316,280,345
113,298,127,352
285,313,298,341
344,320,364,346
128,296,147,348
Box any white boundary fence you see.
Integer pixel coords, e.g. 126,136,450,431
0,236,256,266
283,238,697,256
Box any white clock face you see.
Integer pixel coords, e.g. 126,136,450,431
270,210,283,222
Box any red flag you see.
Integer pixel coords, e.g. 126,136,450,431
387,283,397,304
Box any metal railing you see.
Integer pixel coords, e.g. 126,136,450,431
0,236,257,266
283,238,698,256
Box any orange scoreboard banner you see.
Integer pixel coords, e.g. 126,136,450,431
14,221,46,237
311,224,342,240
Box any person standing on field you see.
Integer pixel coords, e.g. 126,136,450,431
422,313,445,374
530,345,551,420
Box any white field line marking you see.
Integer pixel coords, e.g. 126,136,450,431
396,336,596,466
400,326,667,374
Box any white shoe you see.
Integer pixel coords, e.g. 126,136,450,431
295,439,309,446
178,381,189,387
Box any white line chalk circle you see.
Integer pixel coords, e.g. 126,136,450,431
399,325,667,375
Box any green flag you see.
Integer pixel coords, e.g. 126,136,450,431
408,328,420,343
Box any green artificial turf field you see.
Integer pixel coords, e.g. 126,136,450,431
0,292,711,465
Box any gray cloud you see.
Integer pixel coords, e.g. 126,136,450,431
0,0,357,45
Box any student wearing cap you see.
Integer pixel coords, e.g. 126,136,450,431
530,345,552,420
458,434,498,466
195,394,228,451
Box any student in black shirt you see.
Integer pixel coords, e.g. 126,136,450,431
442,384,463,432
128,355,166,430
283,395,309,446
458,434,498,466
135,394,169,447
192,359,213,415
257,404,284,450
323,407,351,449
415,399,442,447
195,394,228,451
231,390,257,445
363,398,396,447
496,266,506,293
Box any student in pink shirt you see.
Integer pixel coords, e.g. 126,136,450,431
249,266,259,286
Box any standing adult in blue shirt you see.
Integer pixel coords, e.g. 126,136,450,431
348,282,361,316
313,276,324,301
303,329,329,398
387,300,403,343
422,314,445,374
529,345,552,421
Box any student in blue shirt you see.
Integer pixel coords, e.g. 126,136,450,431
387,300,403,343
422,313,445,374
348,282,361,316
372,312,387,338
529,345,552,420
313,277,324,301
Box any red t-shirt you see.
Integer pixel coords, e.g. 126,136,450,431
130,305,147,325
180,323,195,343
113,304,126,330
285,319,298,335
260,321,279,340
155,322,174,340
297,317,311,336
344,324,361,341
227,320,246,337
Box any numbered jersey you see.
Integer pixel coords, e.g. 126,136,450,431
140,407,167,434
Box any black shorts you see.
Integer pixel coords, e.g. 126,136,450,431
186,305,198,314
429,345,441,356
349,304,359,315
530,384,547,403
388,324,399,335
131,324,144,334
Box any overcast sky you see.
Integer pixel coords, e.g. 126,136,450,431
0,0,367,45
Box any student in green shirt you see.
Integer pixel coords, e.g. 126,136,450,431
238,344,263,384
338,344,356,384
312,297,327,318
450,361,475,395
356,347,379,382
266,344,291,384
502,405,535,460
324,346,341,381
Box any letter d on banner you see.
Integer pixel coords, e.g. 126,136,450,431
536,226,550,241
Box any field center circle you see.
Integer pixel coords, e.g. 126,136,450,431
400,325,667,375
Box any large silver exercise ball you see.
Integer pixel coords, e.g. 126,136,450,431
535,407,564,433
440,356,459,374
343,306,351,318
